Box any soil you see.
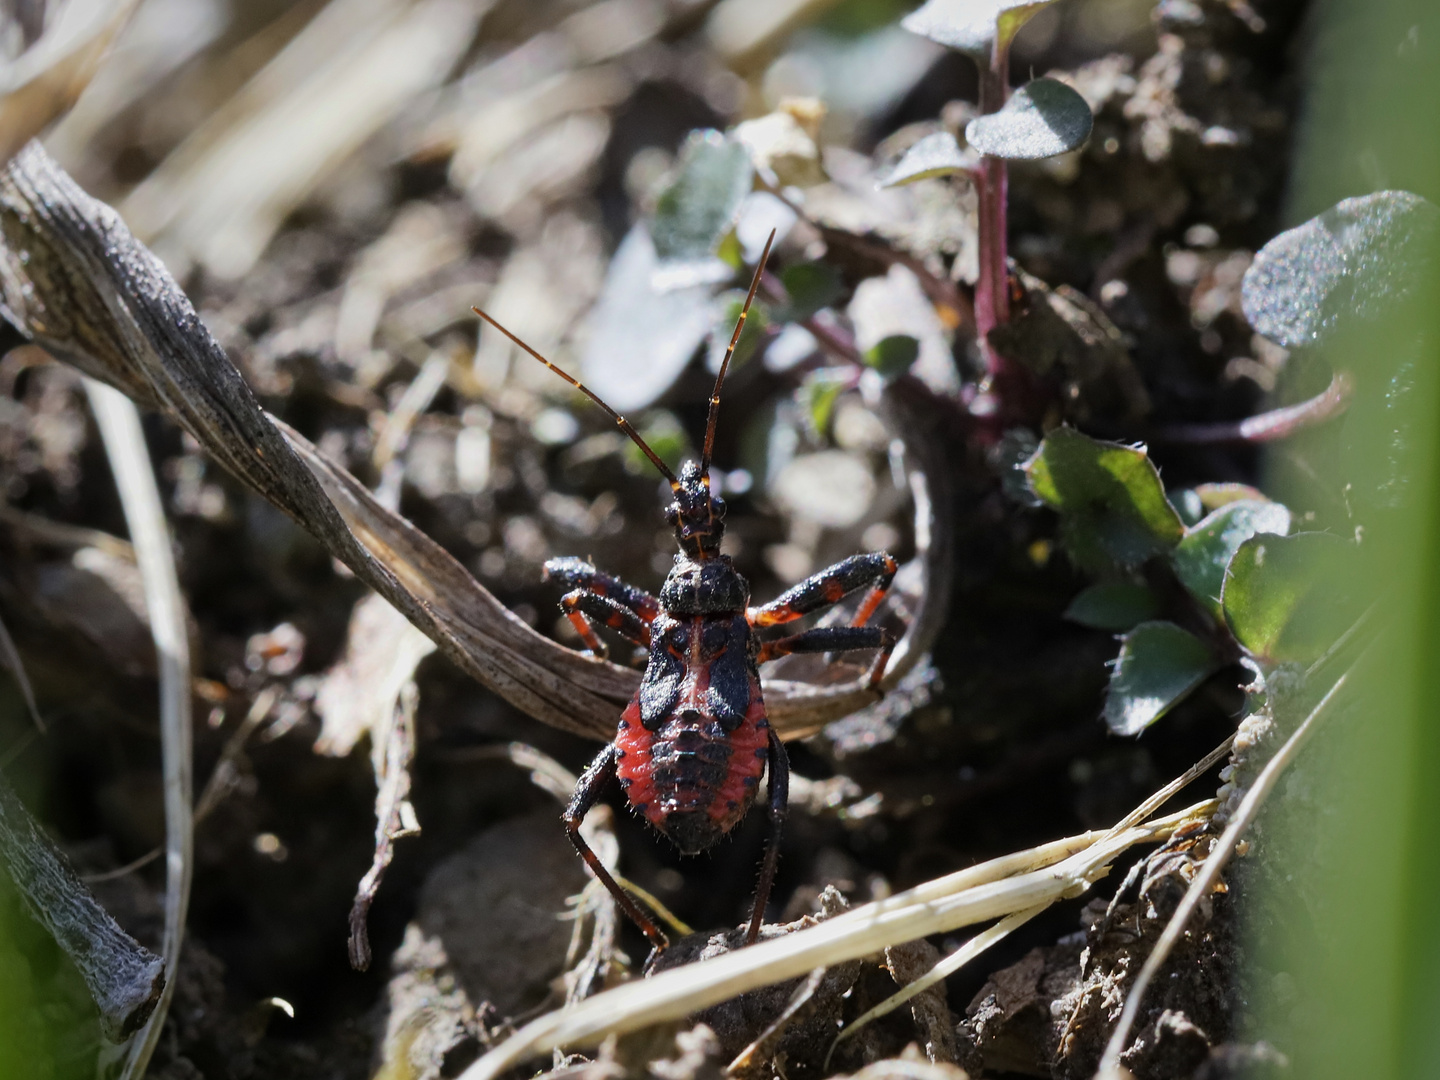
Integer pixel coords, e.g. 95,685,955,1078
0,0,1325,1078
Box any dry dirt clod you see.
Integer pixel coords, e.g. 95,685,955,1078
411,810,590,1019
646,891,868,1077
883,939,958,1065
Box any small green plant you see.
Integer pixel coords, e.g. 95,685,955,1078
899,0,1092,416
1026,189,1435,736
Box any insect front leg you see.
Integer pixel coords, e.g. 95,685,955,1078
747,552,897,629
559,590,652,659
545,557,661,621
757,625,895,689
564,744,670,950
746,727,790,945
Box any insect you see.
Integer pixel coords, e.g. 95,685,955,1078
472,232,897,949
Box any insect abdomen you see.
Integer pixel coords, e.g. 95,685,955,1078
615,689,769,855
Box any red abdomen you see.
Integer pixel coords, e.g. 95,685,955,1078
614,614,769,855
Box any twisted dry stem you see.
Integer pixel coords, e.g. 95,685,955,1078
0,140,939,741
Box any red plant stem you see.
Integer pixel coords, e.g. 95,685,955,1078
1151,371,1356,445
974,42,1011,381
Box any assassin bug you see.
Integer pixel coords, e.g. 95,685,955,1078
472,231,897,949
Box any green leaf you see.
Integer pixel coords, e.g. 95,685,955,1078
622,411,687,476
901,0,1059,58
799,369,849,437
706,291,770,373
1023,427,1185,573
1222,531,1359,664
1064,582,1161,631
1172,500,1292,618
1104,621,1220,736
863,334,920,379
782,262,844,320
965,77,1093,161
879,131,979,187
1241,190,1440,347
650,130,754,263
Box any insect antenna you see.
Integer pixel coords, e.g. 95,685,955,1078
471,306,680,487
701,228,777,477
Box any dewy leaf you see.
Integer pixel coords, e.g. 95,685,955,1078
1024,428,1185,573
1064,582,1160,632
901,0,1058,58
965,78,1093,161
582,223,716,411
863,335,920,379
1221,532,1359,664
1241,190,1440,347
1104,621,1219,736
1172,500,1292,618
649,130,754,264
879,131,978,187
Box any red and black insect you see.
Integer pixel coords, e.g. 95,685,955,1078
472,233,897,949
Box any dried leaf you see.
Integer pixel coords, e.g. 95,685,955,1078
314,593,439,758
119,0,487,278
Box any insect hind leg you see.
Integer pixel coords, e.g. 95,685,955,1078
565,744,669,950
746,727,790,945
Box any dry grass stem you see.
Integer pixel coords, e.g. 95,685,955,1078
0,609,43,731
0,0,140,163
85,378,193,1078
120,0,490,279
458,799,1214,1080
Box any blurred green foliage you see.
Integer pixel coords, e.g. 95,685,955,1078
1255,0,1440,1076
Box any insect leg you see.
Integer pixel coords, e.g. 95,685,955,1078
746,726,790,946
747,552,897,628
545,557,661,622
564,744,670,950
757,625,895,689
560,590,652,658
